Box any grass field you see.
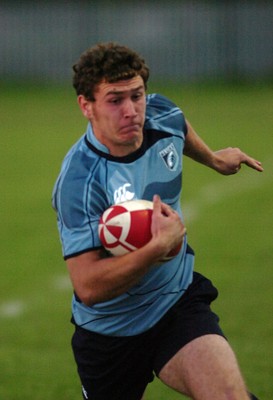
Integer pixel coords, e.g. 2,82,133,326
1,81,272,399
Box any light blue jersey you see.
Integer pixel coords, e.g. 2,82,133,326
52,94,194,336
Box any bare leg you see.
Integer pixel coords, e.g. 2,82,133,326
159,334,250,400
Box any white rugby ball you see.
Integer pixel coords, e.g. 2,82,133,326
98,199,181,260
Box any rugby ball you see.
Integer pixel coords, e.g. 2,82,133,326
98,199,182,260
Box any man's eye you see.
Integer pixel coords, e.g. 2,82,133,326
109,98,121,104
132,92,144,101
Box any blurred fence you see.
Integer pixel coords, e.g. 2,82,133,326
1,1,273,83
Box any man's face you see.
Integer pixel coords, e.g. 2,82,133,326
81,76,146,157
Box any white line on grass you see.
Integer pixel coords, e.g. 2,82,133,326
0,300,26,318
0,275,71,319
183,161,272,223
52,274,72,291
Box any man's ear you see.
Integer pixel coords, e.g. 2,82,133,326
77,95,93,119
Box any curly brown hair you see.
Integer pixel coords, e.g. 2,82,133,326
72,42,150,101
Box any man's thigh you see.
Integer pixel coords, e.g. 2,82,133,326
159,334,250,400
153,272,225,375
72,326,154,400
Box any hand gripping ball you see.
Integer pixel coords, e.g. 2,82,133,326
98,199,182,260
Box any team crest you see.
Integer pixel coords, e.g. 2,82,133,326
159,143,179,171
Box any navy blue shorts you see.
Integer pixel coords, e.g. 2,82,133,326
71,272,224,400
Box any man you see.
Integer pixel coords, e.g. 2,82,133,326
52,42,263,400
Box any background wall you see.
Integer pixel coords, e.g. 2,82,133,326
1,0,273,84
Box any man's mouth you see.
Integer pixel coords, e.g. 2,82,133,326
120,123,141,133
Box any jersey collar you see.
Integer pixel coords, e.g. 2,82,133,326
86,122,110,154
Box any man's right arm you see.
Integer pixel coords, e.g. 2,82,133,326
66,195,186,306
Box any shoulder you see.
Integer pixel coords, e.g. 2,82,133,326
145,94,187,136
52,135,106,220
57,135,99,184
146,93,179,113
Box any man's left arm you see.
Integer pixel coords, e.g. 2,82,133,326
183,120,263,175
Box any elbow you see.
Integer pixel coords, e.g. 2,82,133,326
75,286,110,306
74,288,98,307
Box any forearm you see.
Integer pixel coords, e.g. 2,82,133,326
183,120,263,174
67,196,186,306
67,239,168,306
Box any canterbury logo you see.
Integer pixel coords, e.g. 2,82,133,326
114,183,135,204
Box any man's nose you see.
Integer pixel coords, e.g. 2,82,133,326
123,100,137,118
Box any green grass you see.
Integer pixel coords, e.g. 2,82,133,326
1,81,272,399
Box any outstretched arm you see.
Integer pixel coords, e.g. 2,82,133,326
183,120,263,175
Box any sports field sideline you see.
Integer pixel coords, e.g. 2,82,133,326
1,81,272,399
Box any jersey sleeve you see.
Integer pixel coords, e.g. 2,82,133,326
52,148,107,259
